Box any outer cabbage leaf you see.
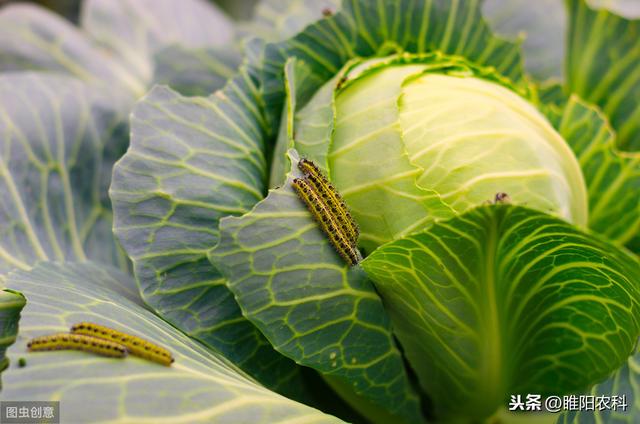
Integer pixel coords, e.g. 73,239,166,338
269,57,329,188
566,0,640,151
240,0,341,42
153,45,241,97
549,96,640,246
0,3,144,96
209,151,423,424
0,261,342,424
482,0,567,81
0,73,129,276
81,0,235,88
270,56,362,188
482,0,639,85
0,0,240,99
362,205,640,420
110,73,312,399
557,345,640,423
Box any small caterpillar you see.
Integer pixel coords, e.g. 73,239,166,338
297,159,360,247
71,322,174,366
292,177,362,266
27,333,127,358
494,192,511,204
336,76,348,90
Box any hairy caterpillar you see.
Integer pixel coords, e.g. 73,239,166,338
292,177,362,266
71,322,174,366
27,333,127,358
297,158,360,247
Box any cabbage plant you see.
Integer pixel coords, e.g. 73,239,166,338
0,0,639,423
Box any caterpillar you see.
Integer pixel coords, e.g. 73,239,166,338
71,322,174,366
27,333,127,358
292,177,362,266
494,192,511,204
297,158,359,246
336,76,348,90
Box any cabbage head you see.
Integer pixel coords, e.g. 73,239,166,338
0,0,638,423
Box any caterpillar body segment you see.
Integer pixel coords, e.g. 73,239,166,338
292,177,361,266
297,158,360,246
71,322,174,366
27,333,127,358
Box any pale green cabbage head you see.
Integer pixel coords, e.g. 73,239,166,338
294,57,588,252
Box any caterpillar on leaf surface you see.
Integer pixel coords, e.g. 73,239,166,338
292,158,362,266
71,322,174,366
297,158,360,246
27,333,127,358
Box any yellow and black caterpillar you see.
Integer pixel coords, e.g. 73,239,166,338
27,333,128,358
292,158,362,266
26,323,174,366
71,322,174,366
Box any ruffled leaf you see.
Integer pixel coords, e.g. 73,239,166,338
240,0,341,42
153,45,241,97
0,73,130,276
0,4,144,96
362,205,640,420
566,0,640,151
209,151,424,424
557,344,640,422
269,57,334,187
81,0,235,88
1,261,342,423
110,74,313,399
551,96,640,246
482,0,567,81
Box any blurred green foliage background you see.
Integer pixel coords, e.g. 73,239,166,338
0,0,258,22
